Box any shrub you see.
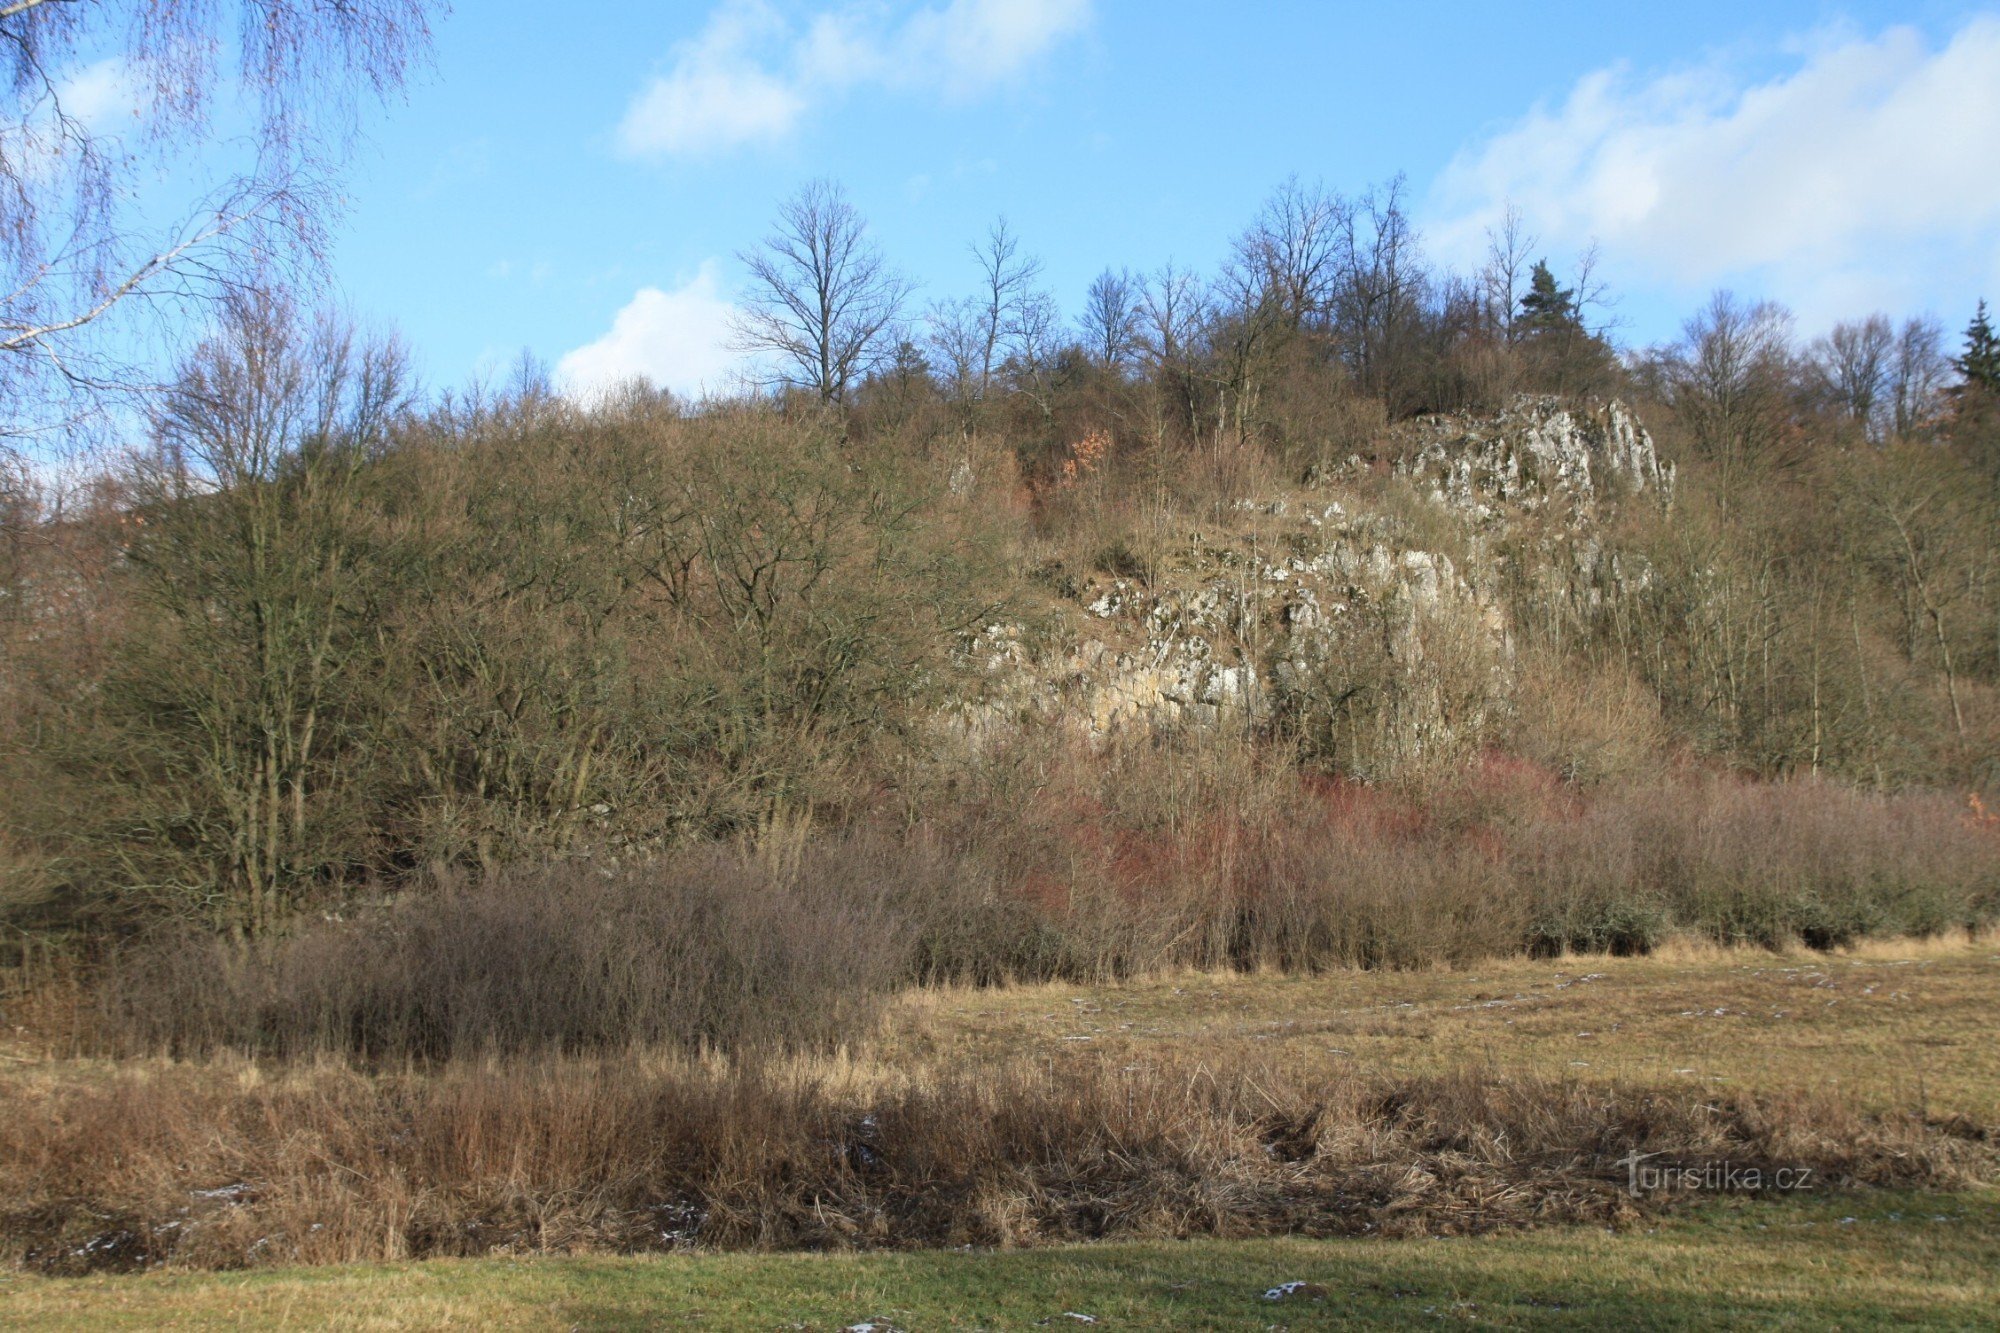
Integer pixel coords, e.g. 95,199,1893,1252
70,766,2000,1065
95,836,934,1060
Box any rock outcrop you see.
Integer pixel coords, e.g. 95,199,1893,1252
1397,396,1673,521
950,398,1672,776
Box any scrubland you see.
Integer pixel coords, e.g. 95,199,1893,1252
4,212,2000,1329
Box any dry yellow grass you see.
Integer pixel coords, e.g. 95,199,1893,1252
886,933,2000,1118
1,932,1993,1293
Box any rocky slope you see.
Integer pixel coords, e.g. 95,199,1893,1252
957,397,1673,777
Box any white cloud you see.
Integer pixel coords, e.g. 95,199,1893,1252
618,0,1093,159
557,261,746,400
1428,18,2000,329
0,58,144,180
895,0,1094,96
59,58,144,128
617,2,808,158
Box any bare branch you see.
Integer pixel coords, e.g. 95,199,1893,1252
0,0,437,441
733,180,911,405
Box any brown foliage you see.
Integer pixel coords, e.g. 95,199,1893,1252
911,738,1997,979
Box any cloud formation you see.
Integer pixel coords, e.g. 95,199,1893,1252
557,262,745,400
1428,18,2000,327
59,58,143,128
618,0,1092,159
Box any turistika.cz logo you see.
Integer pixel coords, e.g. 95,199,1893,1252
1616,1151,1815,1198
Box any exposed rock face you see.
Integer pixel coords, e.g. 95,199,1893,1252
955,522,1504,771
1398,397,1674,520
950,398,1671,776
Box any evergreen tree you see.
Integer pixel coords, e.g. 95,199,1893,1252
1516,259,1579,335
1958,300,2000,392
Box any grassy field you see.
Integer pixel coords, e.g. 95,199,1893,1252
4,936,1996,1328
889,936,2000,1119
2,1189,1995,1329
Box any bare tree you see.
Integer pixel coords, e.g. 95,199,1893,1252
128,291,411,934
924,216,1050,425
1889,315,1949,439
0,0,437,440
1232,176,1343,333
0,446,36,618
1480,203,1536,342
1810,315,1894,436
735,180,912,405
1567,242,1618,339
1657,291,1796,487
968,217,1043,399
1077,267,1140,370
1203,179,1346,441
1001,288,1064,422
1138,260,1210,445
1329,175,1427,404
1853,451,1981,741
924,295,984,407
1139,261,1209,374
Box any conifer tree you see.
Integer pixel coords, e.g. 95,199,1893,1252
1958,300,2000,392
1516,260,1580,335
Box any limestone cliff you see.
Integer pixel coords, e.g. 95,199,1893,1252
954,397,1673,777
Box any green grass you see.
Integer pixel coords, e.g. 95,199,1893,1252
3,1190,1995,1330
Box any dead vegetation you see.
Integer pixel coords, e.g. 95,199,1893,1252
2,232,1997,1295
1,1050,1990,1276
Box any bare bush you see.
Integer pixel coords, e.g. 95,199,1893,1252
1516,779,1998,953
95,836,942,1060
910,740,1999,980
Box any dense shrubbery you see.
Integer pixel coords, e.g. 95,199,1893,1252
2,306,1001,937
97,839,927,1059
70,753,1994,1062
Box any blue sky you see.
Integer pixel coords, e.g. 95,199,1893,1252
323,1,2000,397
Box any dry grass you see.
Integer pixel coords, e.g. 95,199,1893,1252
0,1045,1989,1277
888,934,2000,1120
4,774,1994,1283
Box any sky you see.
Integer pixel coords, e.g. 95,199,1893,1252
317,0,2000,399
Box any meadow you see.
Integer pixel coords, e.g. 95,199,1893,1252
5,1191,1998,1329
3,935,1996,1327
